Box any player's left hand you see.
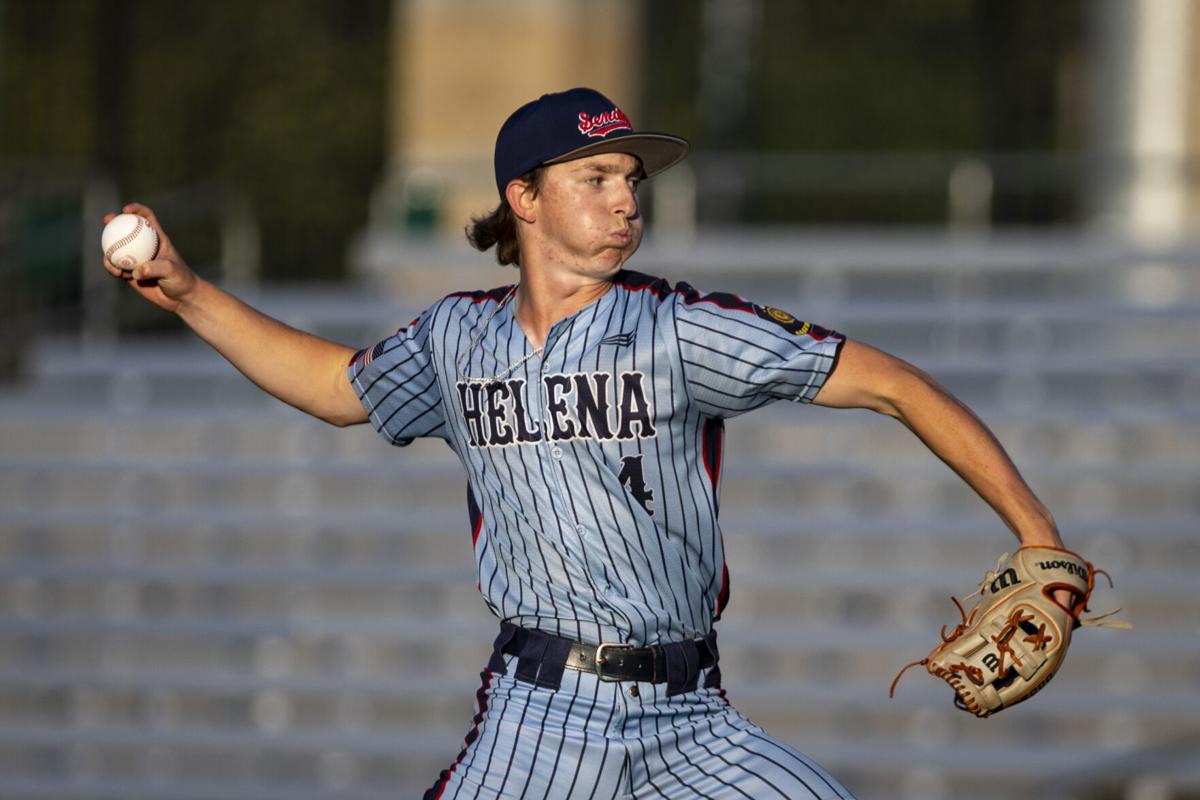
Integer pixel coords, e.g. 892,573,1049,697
102,203,199,314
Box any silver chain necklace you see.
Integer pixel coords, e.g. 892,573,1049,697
455,284,544,385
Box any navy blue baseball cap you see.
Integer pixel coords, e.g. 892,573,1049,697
493,87,690,197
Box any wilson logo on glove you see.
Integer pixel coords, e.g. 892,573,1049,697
1037,559,1088,579
988,568,1020,593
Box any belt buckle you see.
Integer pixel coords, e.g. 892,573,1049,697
594,642,634,682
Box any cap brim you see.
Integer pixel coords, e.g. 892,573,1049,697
544,133,690,178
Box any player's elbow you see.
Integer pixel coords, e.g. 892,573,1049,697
306,380,369,428
318,402,368,428
816,340,934,417
871,360,940,420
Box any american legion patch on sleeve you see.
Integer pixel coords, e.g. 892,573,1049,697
752,304,829,338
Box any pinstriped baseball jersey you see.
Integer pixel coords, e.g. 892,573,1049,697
349,269,845,648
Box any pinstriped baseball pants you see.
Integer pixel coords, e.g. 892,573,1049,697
425,655,856,800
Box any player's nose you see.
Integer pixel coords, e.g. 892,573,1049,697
612,183,639,219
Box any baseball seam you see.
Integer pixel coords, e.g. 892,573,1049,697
105,217,154,263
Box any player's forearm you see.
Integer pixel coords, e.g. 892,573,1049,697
884,370,1062,548
816,341,1062,547
176,277,366,426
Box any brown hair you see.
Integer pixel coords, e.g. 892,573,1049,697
466,167,546,266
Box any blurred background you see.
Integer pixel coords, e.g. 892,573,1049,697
1,1,1198,798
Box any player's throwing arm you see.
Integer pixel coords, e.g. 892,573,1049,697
101,203,366,426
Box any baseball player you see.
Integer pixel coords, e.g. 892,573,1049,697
104,87,1068,799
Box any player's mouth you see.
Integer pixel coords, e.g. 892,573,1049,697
610,229,633,245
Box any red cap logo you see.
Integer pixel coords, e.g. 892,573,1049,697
578,106,632,138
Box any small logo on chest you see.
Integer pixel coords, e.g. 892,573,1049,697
598,332,635,348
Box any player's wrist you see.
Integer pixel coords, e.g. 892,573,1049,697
1015,527,1065,549
1006,500,1062,548
172,274,216,321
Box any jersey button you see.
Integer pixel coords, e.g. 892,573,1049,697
551,447,563,459
575,524,586,535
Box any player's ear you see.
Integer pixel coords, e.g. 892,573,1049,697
506,179,538,224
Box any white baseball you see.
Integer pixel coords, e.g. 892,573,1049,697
102,213,159,271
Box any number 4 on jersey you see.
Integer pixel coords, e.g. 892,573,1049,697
618,454,655,515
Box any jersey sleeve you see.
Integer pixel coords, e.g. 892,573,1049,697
348,306,446,446
672,286,846,418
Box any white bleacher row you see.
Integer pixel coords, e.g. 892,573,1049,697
2,236,1199,800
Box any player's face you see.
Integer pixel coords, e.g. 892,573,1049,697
531,152,644,277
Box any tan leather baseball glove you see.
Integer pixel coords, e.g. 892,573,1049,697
890,546,1129,717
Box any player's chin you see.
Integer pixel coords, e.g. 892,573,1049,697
597,246,637,275
609,230,642,262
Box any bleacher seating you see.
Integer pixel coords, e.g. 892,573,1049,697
1,232,1197,799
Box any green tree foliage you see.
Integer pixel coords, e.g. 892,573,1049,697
643,0,1085,225
2,0,389,281
0,0,101,161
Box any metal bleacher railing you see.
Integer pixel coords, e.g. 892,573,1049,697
2,177,1199,798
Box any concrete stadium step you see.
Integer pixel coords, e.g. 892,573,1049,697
3,456,1195,519
11,323,1200,414
0,671,1189,764
0,662,1187,721
0,666,1177,797
0,720,1163,800
20,331,1200,382
9,355,1194,416
816,300,1200,361
0,615,1177,694
200,284,413,346
0,643,1186,769
0,722,461,797
0,544,1183,588
719,513,1200,577
730,402,1200,461
0,777,440,800
4,508,1196,573
0,564,479,624
0,563,1171,642
713,621,1179,670
5,401,1198,468
0,614,497,687
17,297,1200,372
715,461,1197,517
0,538,1174,626
5,444,1196,480
0,507,475,570
0,458,472,514
0,408,440,463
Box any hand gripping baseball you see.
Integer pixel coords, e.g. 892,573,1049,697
102,203,198,314
889,546,1130,717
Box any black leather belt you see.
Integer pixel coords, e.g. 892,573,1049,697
490,623,720,696
571,640,665,682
